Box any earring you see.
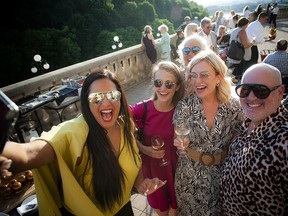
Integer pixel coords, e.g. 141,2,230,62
216,83,219,87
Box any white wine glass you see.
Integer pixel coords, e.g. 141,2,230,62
174,122,190,157
151,135,169,166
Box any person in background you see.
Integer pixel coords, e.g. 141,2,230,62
177,35,209,95
211,11,220,32
232,14,240,28
0,69,166,216
243,5,251,19
199,17,218,54
250,4,263,22
176,30,184,50
269,3,279,28
174,30,184,60
158,24,171,61
246,12,270,67
228,17,255,84
141,25,157,65
131,61,185,216
216,25,230,47
263,39,288,93
184,23,199,38
266,3,272,23
263,39,288,76
227,10,237,30
177,16,191,32
219,63,288,215
173,50,244,215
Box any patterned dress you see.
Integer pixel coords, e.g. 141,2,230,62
172,93,243,216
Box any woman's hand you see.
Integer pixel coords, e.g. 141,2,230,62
0,156,12,177
147,146,165,159
136,178,167,196
173,137,190,150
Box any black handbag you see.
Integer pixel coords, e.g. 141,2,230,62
227,38,244,61
135,101,147,143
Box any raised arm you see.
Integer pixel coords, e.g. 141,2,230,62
0,140,56,175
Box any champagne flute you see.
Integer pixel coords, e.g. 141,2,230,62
151,135,169,166
175,122,190,156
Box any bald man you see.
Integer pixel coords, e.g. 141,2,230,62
218,63,288,215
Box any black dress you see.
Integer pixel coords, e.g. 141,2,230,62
142,35,157,64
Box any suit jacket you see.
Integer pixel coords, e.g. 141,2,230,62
199,30,219,54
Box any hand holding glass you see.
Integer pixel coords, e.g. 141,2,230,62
151,136,169,166
175,122,190,156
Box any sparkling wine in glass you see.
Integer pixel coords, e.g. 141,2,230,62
175,122,190,156
151,135,169,166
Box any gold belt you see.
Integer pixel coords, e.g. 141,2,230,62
187,147,228,166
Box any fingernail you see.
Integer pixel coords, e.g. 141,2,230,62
1,159,12,168
154,185,158,190
144,189,149,196
1,170,12,177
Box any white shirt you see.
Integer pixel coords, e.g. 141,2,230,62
202,33,213,49
272,6,279,15
243,10,251,18
246,20,266,44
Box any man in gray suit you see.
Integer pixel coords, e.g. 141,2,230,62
198,17,219,54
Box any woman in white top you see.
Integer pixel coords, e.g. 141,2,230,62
243,5,251,19
228,17,255,83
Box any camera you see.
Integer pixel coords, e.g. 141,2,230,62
0,90,19,153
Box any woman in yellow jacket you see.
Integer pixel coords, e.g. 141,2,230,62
0,69,165,216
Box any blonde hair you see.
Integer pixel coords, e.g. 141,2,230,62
186,50,231,103
184,23,198,38
158,24,169,32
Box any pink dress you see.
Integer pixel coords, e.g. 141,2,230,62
132,99,178,211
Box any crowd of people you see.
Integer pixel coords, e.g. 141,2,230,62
1,4,287,216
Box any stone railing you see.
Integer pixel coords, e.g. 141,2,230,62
1,34,177,103
1,44,151,102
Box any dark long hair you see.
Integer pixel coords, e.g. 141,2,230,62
80,69,139,212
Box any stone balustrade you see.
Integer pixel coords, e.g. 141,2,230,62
1,44,152,102
1,34,177,103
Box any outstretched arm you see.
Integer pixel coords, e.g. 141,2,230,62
0,140,56,176
133,169,166,196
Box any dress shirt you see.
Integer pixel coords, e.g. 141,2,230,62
246,20,266,44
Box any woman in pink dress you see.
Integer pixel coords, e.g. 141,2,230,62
131,61,185,216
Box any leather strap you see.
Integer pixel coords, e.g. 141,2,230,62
187,147,229,166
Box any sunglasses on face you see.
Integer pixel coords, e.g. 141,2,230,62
182,46,201,55
88,90,121,104
154,79,176,89
235,84,281,99
187,71,210,80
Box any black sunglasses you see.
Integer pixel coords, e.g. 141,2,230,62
182,46,201,55
235,84,281,99
154,79,176,89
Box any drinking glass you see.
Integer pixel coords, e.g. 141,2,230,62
174,122,190,156
151,135,169,166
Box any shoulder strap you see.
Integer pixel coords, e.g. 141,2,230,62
142,100,147,124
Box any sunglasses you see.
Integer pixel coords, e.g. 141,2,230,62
88,90,121,104
235,84,281,99
187,71,210,80
182,46,201,55
154,79,176,89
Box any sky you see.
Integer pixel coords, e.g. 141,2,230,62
192,0,246,7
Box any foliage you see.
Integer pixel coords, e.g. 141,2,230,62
0,0,208,87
